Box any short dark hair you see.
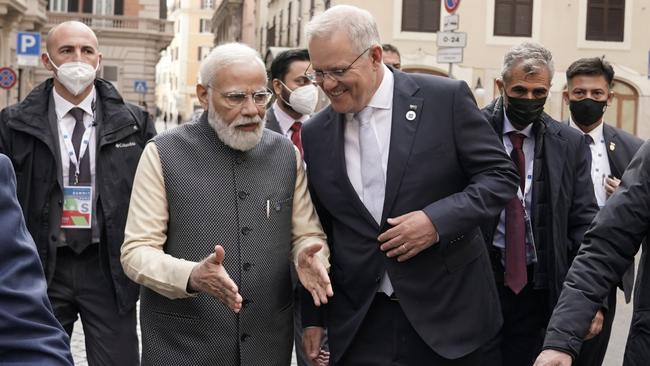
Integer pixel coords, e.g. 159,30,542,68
382,43,400,57
270,49,310,82
566,57,615,87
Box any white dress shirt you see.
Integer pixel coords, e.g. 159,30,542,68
493,111,536,263
272,101,310,139
569,118,611,207
344,64,394,196
53,86,97,188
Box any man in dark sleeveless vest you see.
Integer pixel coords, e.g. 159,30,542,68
121,42,332,366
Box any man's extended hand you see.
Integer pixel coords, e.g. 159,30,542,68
188,245,242,312
534,350,572,366
303,327,326,366
584,310,604,340
296,243,333,306
378,210,438,262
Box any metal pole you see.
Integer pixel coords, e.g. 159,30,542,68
448,63,453,79
17,68,22,101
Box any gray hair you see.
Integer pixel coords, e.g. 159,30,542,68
305,5,381,53
500,42,554,82
199,42,266,87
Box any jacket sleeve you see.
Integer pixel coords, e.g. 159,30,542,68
543,141,650,358
0,154,74,365
422,81,519,247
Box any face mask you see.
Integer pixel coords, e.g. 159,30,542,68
47,53,98,96
569,98,607,126
504,95,547,127
279,81,319,115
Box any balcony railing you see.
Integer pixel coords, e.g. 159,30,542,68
46,12,173,34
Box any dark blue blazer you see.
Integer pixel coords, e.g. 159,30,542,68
301,69,519,361
0,153,73,365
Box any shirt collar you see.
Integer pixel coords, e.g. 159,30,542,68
568,116,604,145
272,100,310,134
53,86,96,121
366,64,394,110
502,109,534,138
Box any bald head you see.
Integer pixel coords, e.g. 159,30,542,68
46,21,98,54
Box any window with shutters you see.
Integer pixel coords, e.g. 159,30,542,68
401,0,441,33
586,0,625,41
48,0,68,12
493,0,533,37
200,19,211,33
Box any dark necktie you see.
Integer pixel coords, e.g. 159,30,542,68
505,132,527,294
65,107,92,253
584,134,595,145
290,121,304,159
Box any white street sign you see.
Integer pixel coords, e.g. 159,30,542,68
436,32,467,48
443,14,459,31
437,48,463,64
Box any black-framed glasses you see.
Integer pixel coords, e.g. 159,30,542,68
305,47,371,83
218,89,273,108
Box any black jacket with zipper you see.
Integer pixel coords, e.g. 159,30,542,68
0,78,156,314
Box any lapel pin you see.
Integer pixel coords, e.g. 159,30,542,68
609,142,616,151
405,110,416,121
409,104,418,110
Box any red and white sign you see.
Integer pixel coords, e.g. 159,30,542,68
0,67,17,90
444,0,461,14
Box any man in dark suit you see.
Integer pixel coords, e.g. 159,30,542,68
563,57,643,366
479,43,599,366
535,140,650,366
0,21,155,365
267,48,328,366
0,153,73,365
300,5,519,365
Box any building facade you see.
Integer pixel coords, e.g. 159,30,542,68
0,0,47,109
29,0,173,116
157,0,215,123
255,0,649,139
211,0,256,46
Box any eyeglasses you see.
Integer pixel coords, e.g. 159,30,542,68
218,89,273,108
305,47,371,83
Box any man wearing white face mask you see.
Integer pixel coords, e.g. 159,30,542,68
268,49,319,158
0,21,155,365
267,48,329,366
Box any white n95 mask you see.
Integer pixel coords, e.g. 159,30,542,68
280,81,319,115
47,53,99,96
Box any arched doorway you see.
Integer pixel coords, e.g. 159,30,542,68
562,78,639,135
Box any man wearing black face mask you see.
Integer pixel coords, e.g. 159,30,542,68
480,42,599,366
563,56,643,366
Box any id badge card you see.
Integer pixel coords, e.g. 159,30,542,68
61,186,92,229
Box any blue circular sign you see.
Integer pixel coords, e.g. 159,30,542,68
444,0,461,13
0,67,17,90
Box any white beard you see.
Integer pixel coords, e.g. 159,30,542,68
207,100,266,151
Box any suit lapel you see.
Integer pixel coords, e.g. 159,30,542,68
603,124,623,178
265,105,283,134
382,73,422,224
329,110,379,228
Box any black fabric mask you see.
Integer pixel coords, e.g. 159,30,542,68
504,95,547,127
569,98,607,126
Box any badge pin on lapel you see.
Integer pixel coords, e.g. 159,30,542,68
406,105,417,121
609,142,616,151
